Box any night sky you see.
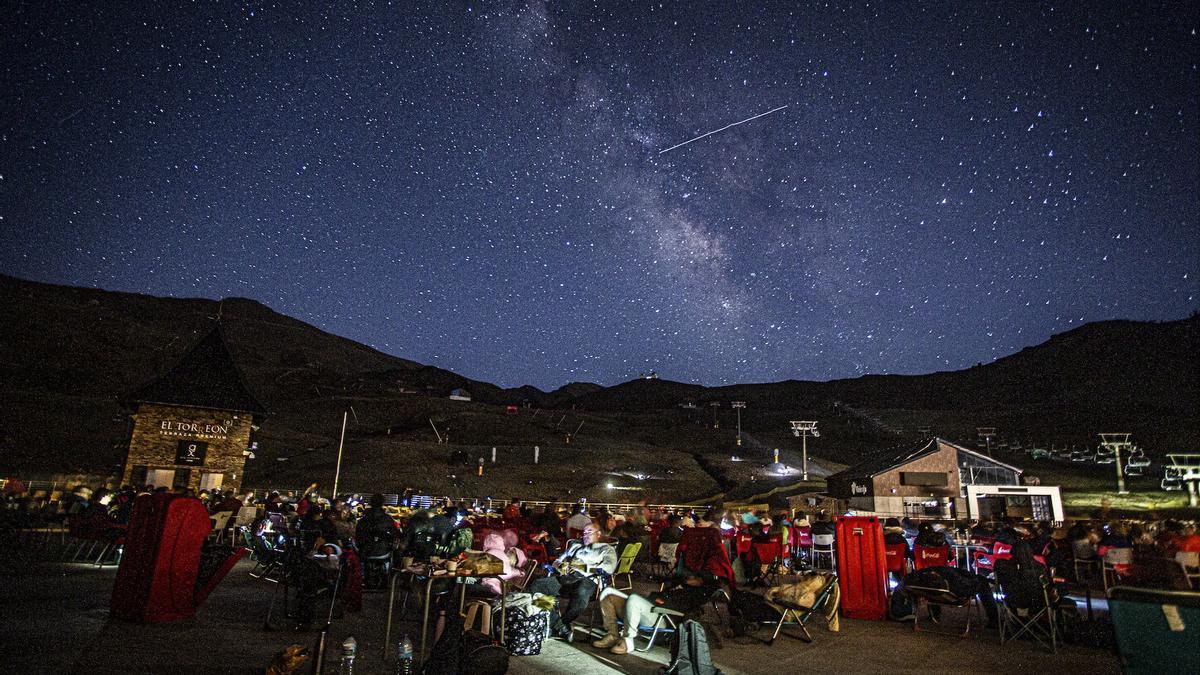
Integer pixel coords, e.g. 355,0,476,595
2,2,1197,390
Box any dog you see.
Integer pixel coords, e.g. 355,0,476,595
264,644,310,675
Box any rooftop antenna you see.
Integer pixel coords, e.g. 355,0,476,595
732,401,746,446
977,427,997,456
790,420,819,481
1098,433,1132,495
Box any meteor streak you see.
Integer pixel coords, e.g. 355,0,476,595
657,104,788,155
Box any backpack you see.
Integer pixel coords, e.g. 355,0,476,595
888,586,914,620
662,619,720,675
422,613,510,675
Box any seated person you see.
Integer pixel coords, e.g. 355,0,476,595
900,565,998,628
355,493,398,558
528,524,617,640
297,504,339,550
595,526,733,654
471,532,516,598
883,518,910,556
595,574,718,654
914,522,947,548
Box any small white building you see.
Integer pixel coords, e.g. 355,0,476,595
448,388,471,402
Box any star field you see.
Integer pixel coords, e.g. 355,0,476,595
1,2,1197,389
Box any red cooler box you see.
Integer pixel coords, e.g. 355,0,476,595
835,515,888,620
111,493,216,622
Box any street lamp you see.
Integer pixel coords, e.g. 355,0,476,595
732,401,746,446
977,427,996,456
710,402,721,429
790,420,819,481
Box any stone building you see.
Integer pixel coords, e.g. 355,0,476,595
121,329,266,493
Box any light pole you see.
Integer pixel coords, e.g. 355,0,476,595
977,427,996,456
732,401,746,446
790,420,819,481
710,402,720,429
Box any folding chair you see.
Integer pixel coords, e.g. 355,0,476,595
997,574,1058,652
1173,551,1199,590
764,574,838,645
613,542,642,591
973,542,1011,575
1102,547,1133,593
913,545,951,571
752,536,786,586
636,587,730,652
905,584,982,638
884,543,910,590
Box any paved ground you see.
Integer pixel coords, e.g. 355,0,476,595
0,549,1122,675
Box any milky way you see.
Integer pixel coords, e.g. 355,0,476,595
1,2,1197,389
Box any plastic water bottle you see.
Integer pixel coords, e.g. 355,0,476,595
395,634,414,675
338,636,357,675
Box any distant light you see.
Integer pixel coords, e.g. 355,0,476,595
606,483,614,489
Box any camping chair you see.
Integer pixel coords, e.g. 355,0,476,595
752,535,786,586
1175,551,1200,589
792,527,813,565
249,531,285,581
1102,547,1133,593
905,583,984,638
997,571,1058,652
764,574,839,645
655,542,679,577
613,542,642,591
973,542,1011,575
1109,586,1200,675
913,545,951,570
636,586,731,652
884,543,910,590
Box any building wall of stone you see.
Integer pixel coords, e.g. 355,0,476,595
122,403,251,493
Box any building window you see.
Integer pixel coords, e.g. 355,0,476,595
147,469,175,489
172,468,191,490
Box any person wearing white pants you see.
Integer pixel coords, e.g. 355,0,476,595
593,586,655,654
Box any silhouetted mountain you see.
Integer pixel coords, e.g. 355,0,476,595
1,274,1196,504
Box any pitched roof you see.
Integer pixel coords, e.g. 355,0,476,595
128,328,267,414
828,438,945,485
